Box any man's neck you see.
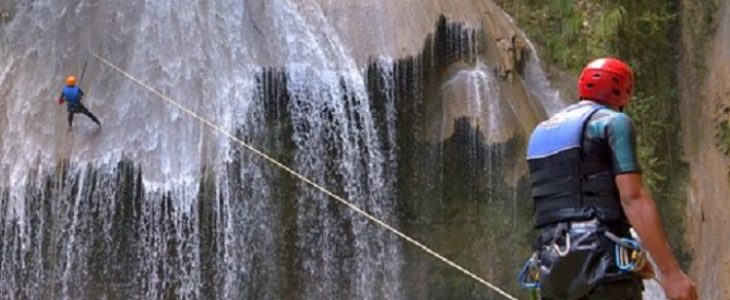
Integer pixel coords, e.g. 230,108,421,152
579,99,620,111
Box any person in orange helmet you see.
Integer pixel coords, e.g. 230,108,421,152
520,58,697,300
57,75,100,129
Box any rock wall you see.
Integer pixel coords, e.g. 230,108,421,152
678,0,730,299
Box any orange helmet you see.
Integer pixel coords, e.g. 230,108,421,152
66,76,76,86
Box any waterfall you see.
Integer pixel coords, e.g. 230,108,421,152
0,1,563,299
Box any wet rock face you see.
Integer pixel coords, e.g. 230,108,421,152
495,33,527,82
705,2,730,161
679,0,730,299
0,1,22,24
0,1,559,298
0,9,9,24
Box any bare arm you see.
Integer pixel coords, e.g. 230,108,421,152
616,173,679,274
616,173,697,300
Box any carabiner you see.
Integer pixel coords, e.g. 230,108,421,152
605,231,645,273
517,253,540,290
553,231,571,257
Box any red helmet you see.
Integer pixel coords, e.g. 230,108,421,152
577,58,634,107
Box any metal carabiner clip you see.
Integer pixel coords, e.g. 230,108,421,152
517,252,540,290
553,231,571,257
605,231,645,272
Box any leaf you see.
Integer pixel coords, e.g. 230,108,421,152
561,15,582,39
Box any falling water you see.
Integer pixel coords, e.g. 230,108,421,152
0,1,567,299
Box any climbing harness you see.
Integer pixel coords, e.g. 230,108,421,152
89,52,519,300
517,220,647,299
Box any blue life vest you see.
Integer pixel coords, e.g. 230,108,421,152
527,102,625,227
62,86,82,105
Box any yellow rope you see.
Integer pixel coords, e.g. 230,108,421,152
91,52,520,300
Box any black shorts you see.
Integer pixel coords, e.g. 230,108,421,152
67,103,90,114
535,222,644,300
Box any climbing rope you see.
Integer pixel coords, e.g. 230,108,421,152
78,55,90,88
90,52,520,300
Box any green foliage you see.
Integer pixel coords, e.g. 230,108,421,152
499,0,691,266
718,119,730,156
630,94,666,190
501,1,628,71
717,117,730,180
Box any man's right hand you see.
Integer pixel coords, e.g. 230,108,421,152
616,173,697,300
661,270,698,300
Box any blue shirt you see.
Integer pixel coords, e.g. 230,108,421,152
583,103,641,174
61,86,84,105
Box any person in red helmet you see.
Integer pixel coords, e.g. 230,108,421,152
519,58,697,299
